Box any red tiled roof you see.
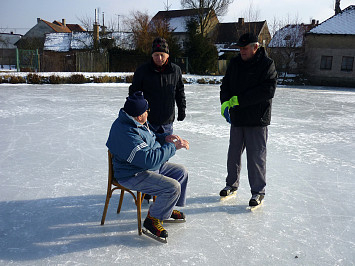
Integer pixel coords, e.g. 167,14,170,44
41,19,71,33
40,19,85,33
66,24,86,32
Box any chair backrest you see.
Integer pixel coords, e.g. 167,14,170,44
108,150,114,185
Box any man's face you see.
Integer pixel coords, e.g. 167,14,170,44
152,52,169,66
239,43,258,61
135,109,149,125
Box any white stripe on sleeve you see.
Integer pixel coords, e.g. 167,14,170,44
127,142,148,163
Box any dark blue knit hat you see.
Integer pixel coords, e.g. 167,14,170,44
152,37,169,54
123,91,149,117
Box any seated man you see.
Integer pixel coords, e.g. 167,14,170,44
106,91,189,240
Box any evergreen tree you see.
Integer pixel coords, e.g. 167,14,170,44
184,19,218,74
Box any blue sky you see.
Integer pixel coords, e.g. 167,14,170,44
0,0,353,34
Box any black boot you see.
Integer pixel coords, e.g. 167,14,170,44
143,213,168,238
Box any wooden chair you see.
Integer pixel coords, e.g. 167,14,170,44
101,150,155,235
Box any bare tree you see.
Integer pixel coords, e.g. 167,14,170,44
76,14,93,31
181,0,234,36
269,15,307,82
239,1,260,23
150,18,172,39
126,11,152,54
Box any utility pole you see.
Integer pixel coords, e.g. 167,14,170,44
335,0,342,15
115,14,120,32
164,0,172,11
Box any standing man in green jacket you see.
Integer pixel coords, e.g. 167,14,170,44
219,32,277,207
129,37,186,135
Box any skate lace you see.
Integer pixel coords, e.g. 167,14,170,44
152,217,165,232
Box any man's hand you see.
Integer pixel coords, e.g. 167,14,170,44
177,109,186,121
221,101,231,123
221,96,239,123
165,135,189,150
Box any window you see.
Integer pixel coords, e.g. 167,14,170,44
341,56,354,72
320,56,332,70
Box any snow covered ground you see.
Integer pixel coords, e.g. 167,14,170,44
0,83,354,265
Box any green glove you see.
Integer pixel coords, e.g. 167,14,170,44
221,96,239,117
229,96,239,107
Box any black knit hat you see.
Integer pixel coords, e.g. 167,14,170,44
123,91,149,117
236,32,258,47
152,37,169,54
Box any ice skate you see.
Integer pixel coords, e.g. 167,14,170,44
164,210,186,223
219,185,237,200
142,213,168,243
247,194,264,210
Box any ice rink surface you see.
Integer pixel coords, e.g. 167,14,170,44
0,83,354,265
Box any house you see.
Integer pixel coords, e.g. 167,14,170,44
16,18,85,50
42,29,134,72
214,18,271,74
0,32,22,70
215,18,271,57
304,5,355,87
151,8,219,49
43,31,103,72
268,20,319,74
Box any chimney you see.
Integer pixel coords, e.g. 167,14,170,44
238,18,244,25
62,19,66,27
37,18,41,24
311,19,316,25
93,22,100,48
93,9,100,49
335,0,342,15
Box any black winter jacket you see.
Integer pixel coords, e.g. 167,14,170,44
129,59,186,125
220,47,277,126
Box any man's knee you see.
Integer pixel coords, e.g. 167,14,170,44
170,179,181,195
179,165,188,180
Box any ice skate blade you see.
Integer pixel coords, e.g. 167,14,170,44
142,229,168,243
163,218,186,223
246,202,263,211
220,191,237,201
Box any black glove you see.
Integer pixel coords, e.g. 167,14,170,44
177,109,186,121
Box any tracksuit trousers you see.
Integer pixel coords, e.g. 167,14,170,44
226,125,268,195
118,162,188,221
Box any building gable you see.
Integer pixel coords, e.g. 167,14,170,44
269,21,318,48
215,19,267,44
0,33,22,49
152,8,216,33
308,5,355,35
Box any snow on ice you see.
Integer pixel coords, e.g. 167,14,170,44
0,82,354,265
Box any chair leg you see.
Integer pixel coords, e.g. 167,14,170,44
117,189,125,214
136,191,142,235
101,190,112,225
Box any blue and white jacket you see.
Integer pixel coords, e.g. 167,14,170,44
106,109,176,181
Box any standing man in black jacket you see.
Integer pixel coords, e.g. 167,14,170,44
129,37,186,135
219,32,277,207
